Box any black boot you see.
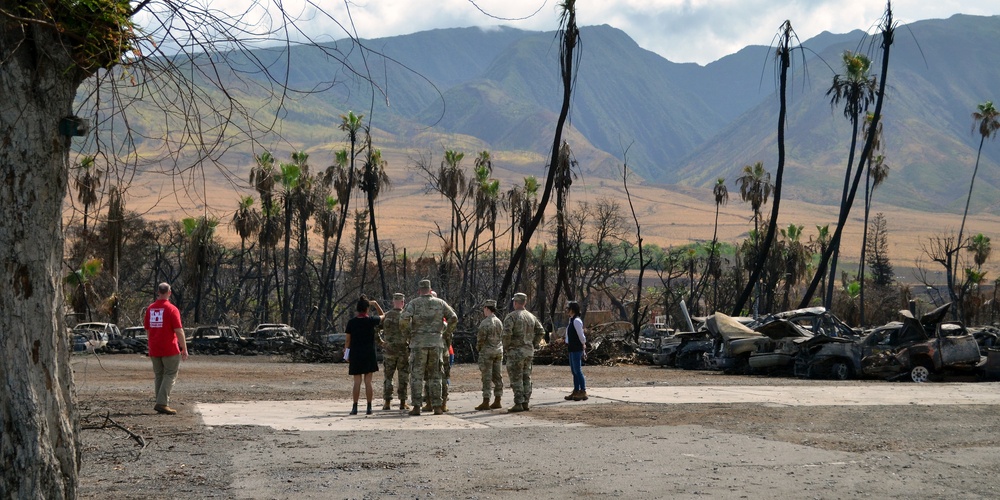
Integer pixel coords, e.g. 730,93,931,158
350,403,358,415
366,402,373,415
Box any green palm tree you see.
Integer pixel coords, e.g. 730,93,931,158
736,162,772,240
65,258,103,322
360,138,391,299
250,151,278,321
969,233,991,270
956,101,1000,271
825,50,878,309
276,156,305,323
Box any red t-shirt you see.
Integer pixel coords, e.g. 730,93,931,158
144,299,183,357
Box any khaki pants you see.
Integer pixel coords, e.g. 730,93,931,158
152,355,181,406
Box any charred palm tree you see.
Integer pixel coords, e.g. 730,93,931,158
710,177,729,311
231,195,260,316
858,113,889,326
731,20,798,317
551,141,576,319
499,0,578,302
73,155,102,236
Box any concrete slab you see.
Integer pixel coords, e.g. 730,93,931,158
196,383,1000,431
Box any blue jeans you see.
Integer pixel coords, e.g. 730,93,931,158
569,351,586,392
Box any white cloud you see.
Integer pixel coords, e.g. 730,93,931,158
181,1,1000,64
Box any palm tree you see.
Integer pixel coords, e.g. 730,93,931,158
824,50,877,308
956,101,1000,278
858,112,889,326
73,155,102,236
801,4,896,310
731,21,798,317
65,258,102,322
736,161,772,313
276,155,304,323
474,155,501,294
249,151,278,322
498,0,578,302
360,137,391,299
779,224,811,311
969,233,991,270
736,162,772,238
231,195,260,316
181,216,218,323
710,177,729,311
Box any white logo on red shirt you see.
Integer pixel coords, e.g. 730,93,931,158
150,308,165,328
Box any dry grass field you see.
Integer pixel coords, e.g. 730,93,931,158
69,151,1000,283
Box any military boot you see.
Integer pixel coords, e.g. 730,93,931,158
408,405,421,416
489,396,502,409
382,399,392,411
475,398,491,411
433,406,444,415
521,401,530,411
508,403,526,413
399,401,410,410
441,397,449,413
421,401,432,412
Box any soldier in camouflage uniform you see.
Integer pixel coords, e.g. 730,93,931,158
502,292,545,412
401,279,457,416
380,293,409,410
475,299,504,410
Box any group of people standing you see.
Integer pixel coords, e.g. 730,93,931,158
344,279,588,416
140,279,588,417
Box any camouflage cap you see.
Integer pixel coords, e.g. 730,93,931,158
392,293,405,301
512,292,528,302
418,279,432,290
483,299,497,308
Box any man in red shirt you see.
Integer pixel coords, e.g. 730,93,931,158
144,282,188,415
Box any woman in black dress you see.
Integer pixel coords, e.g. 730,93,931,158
345,295,384,415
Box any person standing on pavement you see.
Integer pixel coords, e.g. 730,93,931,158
401,280,457,416
502,292,545,413
475,299,504,410
344,295,384,415
380,293,410,410
144,282,188,415
564,301,588,401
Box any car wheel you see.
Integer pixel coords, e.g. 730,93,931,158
830,361,852,380
910,363,932,383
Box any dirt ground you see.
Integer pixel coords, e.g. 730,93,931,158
73,354,1000,499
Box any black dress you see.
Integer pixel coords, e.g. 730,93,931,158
347,315,381,375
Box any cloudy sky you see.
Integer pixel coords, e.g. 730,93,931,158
288,0,998,65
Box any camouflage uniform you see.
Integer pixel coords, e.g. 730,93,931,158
381,294,409,404
477,313,504,399
402,283,458,410
502,294,545,406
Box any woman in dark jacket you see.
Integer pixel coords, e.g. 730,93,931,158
564,301,588,401
344,295,384,415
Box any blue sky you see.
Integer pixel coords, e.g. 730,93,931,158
290,0,999,64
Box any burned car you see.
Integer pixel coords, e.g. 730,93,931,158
747,307,857,339
251,323,304,352
637,324,675,364
190,325,247,354
672,330,713,370
796,303,982,382
705,313,762,374
747,319,814,374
